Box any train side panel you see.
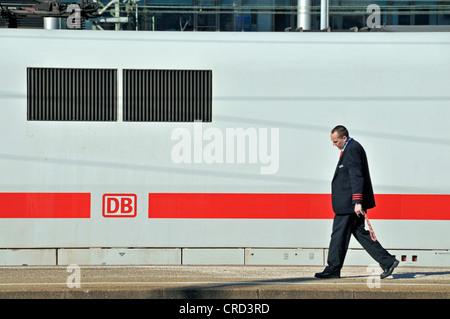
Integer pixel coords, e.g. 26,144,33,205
0,30,449,255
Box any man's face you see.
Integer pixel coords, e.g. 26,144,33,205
330,132,347,150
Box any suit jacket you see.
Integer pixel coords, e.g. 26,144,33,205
331,139,375,215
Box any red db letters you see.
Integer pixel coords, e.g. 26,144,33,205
103,194,137,218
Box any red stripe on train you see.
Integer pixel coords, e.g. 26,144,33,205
0,192,448,220
0,193,91,218
148,193,450,220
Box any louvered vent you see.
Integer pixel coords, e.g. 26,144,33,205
27,68,117,121
123,69,212,122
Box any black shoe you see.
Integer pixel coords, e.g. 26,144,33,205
380,259,399,279
314,271,340,279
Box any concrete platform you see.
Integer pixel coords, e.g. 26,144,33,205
0,265,448,299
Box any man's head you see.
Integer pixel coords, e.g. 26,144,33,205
330,125,349,150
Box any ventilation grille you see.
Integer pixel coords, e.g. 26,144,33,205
123,69,212,122
27,68,117,121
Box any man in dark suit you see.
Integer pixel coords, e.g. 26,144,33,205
315,125,399,279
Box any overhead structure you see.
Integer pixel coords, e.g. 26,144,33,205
0,0,100,29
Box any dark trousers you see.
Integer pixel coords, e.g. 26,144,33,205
325,213,396,274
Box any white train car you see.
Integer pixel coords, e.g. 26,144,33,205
0,29,449,267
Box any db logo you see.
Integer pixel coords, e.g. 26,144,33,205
102,194,137,218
